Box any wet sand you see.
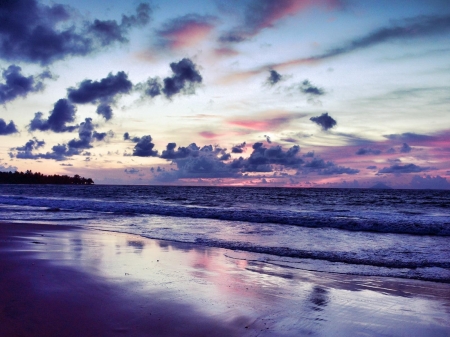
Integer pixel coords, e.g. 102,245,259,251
1,222,450,337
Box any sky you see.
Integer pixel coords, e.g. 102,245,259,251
1,0,450,188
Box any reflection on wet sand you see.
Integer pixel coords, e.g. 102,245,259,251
1,223,450,336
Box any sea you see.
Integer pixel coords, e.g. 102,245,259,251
0,185,449,283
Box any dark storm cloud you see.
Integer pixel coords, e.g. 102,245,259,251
28,99,78,133
67,72,132,104
139,58,202,99
266,70,282,86
400,143,412,153
96,104,113,121
0,1,152,65
378,164,430,174
0,119,18,135
299,80,324,96
384,133,435,143
303,151,314,158
0,65,53,104
355,148,381,155
309,112,337,131
132,135,158,157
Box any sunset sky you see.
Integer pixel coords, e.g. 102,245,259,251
1,0,450,188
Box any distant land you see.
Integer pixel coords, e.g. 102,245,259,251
0,170,94,185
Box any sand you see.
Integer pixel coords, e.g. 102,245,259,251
1,222,450,337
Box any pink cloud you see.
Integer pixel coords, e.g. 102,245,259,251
227,111,307,131
157,14,216,50
199,131,220,139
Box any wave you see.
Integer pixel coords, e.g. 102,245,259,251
0,195,448,236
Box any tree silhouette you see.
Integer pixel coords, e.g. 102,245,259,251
0,171,94,185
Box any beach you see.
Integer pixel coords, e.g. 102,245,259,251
1,222,449,337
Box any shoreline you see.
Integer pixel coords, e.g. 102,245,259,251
1,222,450,336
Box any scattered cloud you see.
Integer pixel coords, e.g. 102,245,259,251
378,163,430,174
0,65,52,104
125,168,140,174
266,70,282,86
310,112,337,131
67,71,133,120
0,119,18,135
228,111,306,131
156,14,216,49
409,175,450,190
399,143,412,153
0,163,17,172
356,148,381,155
28,99,78,133
140,58,203,99
298,80,324,96
218,0,341,43
132,135,158,157
0,1,152,65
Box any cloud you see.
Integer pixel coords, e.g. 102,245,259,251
123,132,140,142
298,79,324,96
125,168,140,174
0,1,152,65
378,164,430,174
67,72,133,104
302,157,359,175
317,165,359,175
156,14,216,49
310,112,337,131
160,142,197,159
96,104,113,121
0,163,17,172
409,175,450,190
0,65,51,104
266,70,282,86
67,71,133,120
16,118,110,160
162,58,203,98
132,135,158,157
139,78,162,98
228,111,306,131
383,132,435,142
28,99,78,133
366,165,377,169
221,13,450,80
355,148,381,155
399,143,412,153
218,0,340,43
0,119,18,135
140,58,203,99
13,137,45,152
231,142,246,153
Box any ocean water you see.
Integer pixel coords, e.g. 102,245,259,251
0,185,449,283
